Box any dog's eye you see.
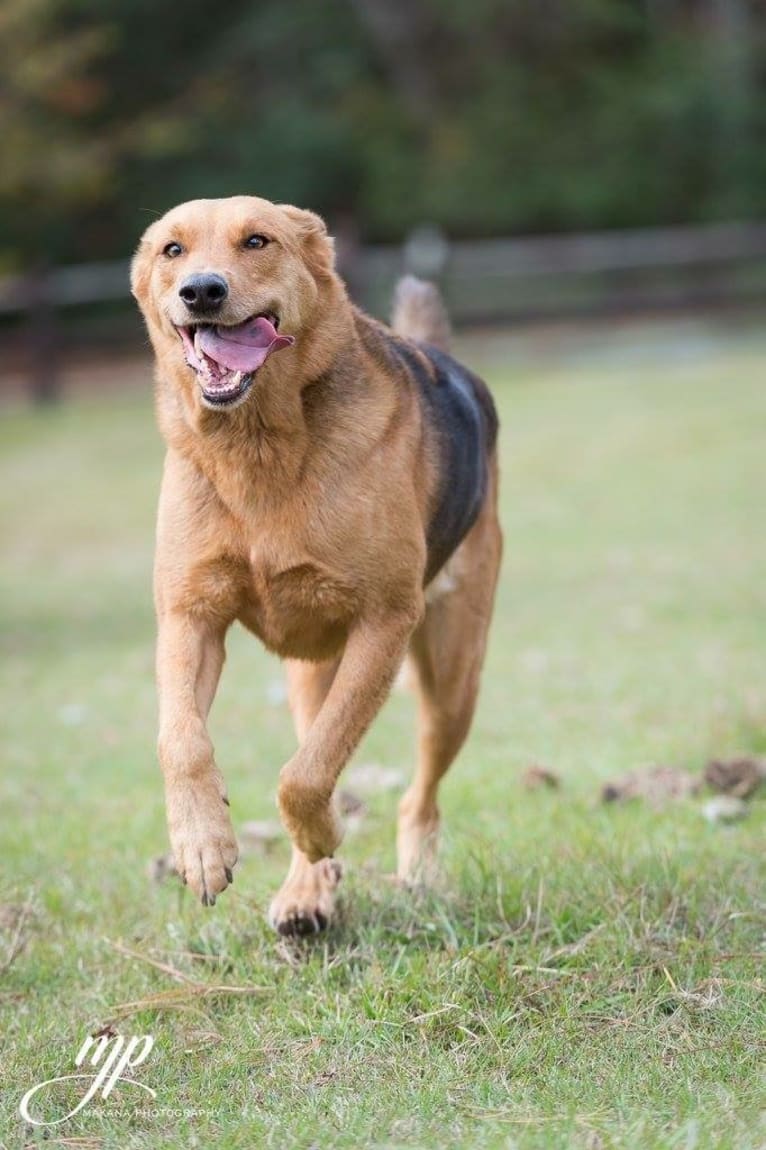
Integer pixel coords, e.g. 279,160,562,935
244,234,269,250
163,242,183,258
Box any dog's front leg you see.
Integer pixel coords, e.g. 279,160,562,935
156,611,238,904
277,606,422,861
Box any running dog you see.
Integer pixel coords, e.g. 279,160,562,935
131,196,502,935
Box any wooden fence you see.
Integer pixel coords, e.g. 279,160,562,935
2,221,766,400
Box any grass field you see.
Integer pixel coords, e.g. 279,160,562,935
1,318,765,1149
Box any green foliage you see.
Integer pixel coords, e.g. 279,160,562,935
0,0,112,264
0,0,765,265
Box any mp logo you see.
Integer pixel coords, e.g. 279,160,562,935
20,1032,156,1127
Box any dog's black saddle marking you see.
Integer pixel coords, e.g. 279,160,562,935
391,340,498,584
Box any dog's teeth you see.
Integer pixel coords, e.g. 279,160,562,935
232,371,242,388
194,328,201,356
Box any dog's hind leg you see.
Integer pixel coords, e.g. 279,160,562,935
398,465,502,882
269,658,343,935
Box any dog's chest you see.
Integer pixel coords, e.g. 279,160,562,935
238,540,358,660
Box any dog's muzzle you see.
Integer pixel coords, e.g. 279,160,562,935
176,314,295,408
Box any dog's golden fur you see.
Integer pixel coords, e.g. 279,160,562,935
132,196,501,934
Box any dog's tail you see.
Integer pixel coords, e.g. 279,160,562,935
391,275,451,352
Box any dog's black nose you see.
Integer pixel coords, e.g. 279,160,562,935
178,273,229,312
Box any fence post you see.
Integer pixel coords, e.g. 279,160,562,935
24,266,60,405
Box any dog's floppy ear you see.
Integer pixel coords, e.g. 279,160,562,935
279,205,336,280
130,237,152,305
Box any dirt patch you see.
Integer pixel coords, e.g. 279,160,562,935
703,756,766,799
601,764,702,807
522,764,561,789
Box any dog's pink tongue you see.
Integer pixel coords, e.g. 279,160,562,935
198,316,294,373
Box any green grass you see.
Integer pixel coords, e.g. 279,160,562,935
1,318,765,1149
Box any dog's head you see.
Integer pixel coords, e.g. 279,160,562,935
131,196,335,411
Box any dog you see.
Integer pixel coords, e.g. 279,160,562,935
131,196,502,935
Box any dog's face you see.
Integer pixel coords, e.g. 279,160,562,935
132,196,335,410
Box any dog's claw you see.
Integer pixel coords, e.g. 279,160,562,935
277,911,326,938
224,867,233,884
268,856,342,936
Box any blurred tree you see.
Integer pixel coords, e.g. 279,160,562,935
0,0,116,396
0,0,113,266
0,0,764,269
705,0,757,214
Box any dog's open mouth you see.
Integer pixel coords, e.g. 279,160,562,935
176,313,295,407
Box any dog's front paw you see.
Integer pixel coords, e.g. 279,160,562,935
269,857,342,936
277,773,343,863
166,776,238,905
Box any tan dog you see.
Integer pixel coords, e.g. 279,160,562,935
131,196,502,935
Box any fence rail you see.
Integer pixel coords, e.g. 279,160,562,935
360,221,766,321
2,221,766,399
